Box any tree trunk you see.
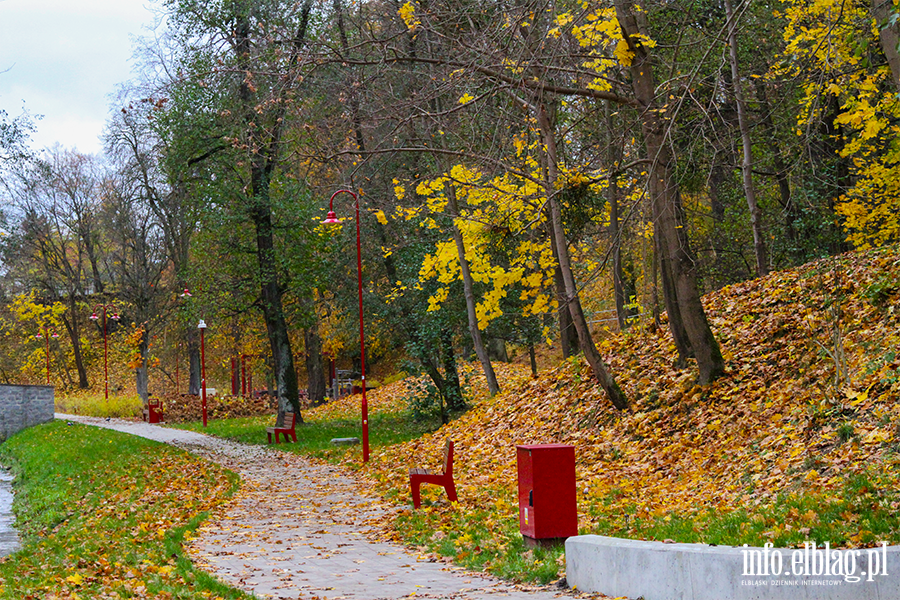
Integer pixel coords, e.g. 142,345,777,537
135,329,149,403
605,103,630,332
536,103,628,410
650,230,661,328
658,231,693,367
235,3,304,425
446,185,500,395
529,344,538,377
708,162,728,221
83,233,105,295
54,340,75,388
487,338,509,362
874,0,900,89
754,79,798,252
609,164,629,332
251,188,303,423
724,0,768,277
62,299,89,389
550,227,579,357
440,328,466,412
615,0,725,384
187,327,201,395
305,323,327,406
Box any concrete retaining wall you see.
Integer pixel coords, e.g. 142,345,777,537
566,535,900,600
0,385,54,441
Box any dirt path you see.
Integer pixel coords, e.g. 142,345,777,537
56,415,581,600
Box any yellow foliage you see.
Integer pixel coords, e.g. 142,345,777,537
9,291,66,328
398,1,421,32
778,0,900,247
614,38,635,66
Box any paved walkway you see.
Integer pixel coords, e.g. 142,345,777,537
56,415,588,600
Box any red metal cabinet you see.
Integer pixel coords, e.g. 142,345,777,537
147,399,163,424
516,444,577,542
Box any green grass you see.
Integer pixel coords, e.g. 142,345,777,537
170,411,438,462
0,420,252,599
393,494,566,585
585,471,900,549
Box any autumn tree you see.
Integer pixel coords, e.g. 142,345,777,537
140,0,327,422
100,169,169,403
3,148,114,389
105,87,213,395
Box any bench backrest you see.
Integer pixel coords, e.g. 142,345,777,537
442,440,454,476
283,412,296,429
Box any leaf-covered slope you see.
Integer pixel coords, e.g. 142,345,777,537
316,245,900,546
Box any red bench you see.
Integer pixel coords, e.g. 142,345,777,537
266,412,298,444
410,440,458,508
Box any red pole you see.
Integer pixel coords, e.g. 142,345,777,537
90,303,118,401
354,194,370,463
200,322,208,427
103,308,110,401
326,190,370,462
45,331,51,385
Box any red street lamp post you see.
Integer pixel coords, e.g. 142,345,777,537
35,326,59,385
198,319,208,427
323,189,370,462
90,304,120,400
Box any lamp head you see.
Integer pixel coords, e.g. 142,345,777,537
180,288,192,298
89,313,99,321
35,333,43,339
197,319,207,330
110,312,120,321
322,211,341,225
51,331,59,339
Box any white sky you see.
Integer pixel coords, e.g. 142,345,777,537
0,0,156,155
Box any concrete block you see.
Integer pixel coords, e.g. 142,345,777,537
331,437,360,445
0,385,54,441
566,535,900,600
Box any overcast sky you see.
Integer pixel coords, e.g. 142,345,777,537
0,0,157,155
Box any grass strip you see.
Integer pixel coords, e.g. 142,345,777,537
55,392,143,419
0,420,252,599
171,410,437,463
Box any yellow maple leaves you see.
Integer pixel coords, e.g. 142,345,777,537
779,0,900,248
398,1,421,32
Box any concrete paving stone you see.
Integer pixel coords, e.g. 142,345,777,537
57,413,592,600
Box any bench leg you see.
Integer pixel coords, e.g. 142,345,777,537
289,431,297,443
444,479,458,503
267,431,273,444
410,477,423,509
274,431,281,444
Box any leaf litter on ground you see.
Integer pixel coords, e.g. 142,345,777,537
320,245,900,555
